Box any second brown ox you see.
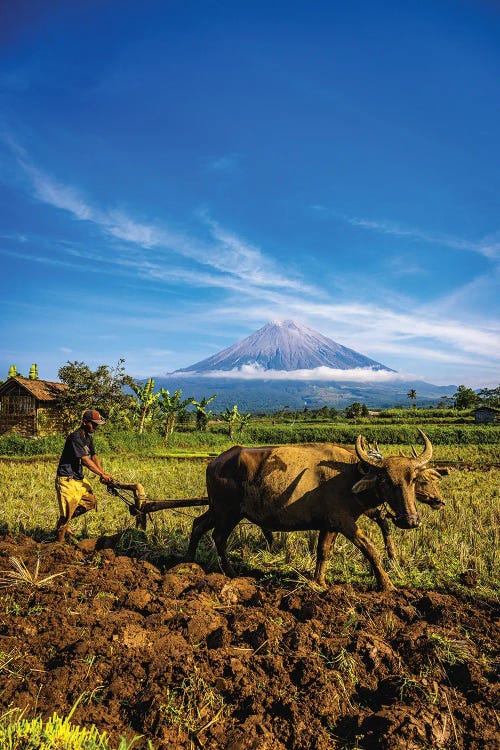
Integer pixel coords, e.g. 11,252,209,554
184,431,433,590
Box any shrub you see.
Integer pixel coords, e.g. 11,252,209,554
0,434,64,456
244,424,500,446
1,423,498,457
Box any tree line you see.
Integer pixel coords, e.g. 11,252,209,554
3,361,499,436
55,360,250,439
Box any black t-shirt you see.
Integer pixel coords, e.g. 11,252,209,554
57,428,96,480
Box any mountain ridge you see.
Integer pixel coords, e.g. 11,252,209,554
175,320,394,374
161,320,456,411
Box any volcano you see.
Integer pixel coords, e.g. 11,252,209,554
175,320,394,374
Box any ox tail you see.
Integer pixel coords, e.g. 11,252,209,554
138,496,209,513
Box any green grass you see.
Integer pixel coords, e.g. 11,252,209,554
0,706,150,749
0,442,498,597
1,421,500,458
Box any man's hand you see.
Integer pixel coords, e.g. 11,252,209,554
100,474,114,484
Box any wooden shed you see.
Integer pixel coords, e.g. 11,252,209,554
474,406,500,424
0,377,68,437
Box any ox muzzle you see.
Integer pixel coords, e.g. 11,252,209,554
392,513,421,529
418,495,446,510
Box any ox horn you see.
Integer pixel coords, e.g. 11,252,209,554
355,435,383,468
411,429,433,467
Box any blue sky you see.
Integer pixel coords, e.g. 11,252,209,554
1,0,499,387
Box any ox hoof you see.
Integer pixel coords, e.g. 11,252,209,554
313,577,327,588
378,581,396,592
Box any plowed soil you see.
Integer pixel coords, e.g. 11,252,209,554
0,532,498,750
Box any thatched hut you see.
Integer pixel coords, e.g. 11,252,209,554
0,377,67,437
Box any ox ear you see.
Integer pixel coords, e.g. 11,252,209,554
352,474,378,494
436,467,451,476
417,468,442,481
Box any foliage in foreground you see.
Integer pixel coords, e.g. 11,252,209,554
0,708,149,750
1,422,500,457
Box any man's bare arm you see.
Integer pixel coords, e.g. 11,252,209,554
81,455,113,483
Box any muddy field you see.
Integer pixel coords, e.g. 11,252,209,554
0,532,498,750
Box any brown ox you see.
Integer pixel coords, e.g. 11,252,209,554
184,431,433,590
260,463,447,561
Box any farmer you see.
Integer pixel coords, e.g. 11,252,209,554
55,409,114,542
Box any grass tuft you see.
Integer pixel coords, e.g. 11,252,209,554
0,556,66,589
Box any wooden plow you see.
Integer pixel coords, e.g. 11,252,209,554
105,481,207,530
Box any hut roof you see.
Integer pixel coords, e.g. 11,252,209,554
0,377,67,401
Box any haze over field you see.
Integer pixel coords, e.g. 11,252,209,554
1,1,499,387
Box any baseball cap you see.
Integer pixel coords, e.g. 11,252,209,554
82,409,106,425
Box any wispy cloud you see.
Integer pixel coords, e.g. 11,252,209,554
346,216,500,260
16,155,317,297
207,299,500,362
206,153,241,173
21,161,95,221
5,141,499,386
202,216,320,294
313,205,500,261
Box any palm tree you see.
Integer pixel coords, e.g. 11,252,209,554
407,389,417,408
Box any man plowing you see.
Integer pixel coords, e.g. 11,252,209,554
54,409,114,542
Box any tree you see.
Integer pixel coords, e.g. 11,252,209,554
477,385,500,409
238,410,252,436
192,394,217,431
157,388,194,440
407,389,417,408
129,377,161,433
453,385,478,410
221,404,251,439
345,402,363,421
8,365,18,378
437,396,454,409
57,359,133,430
29,364,39,380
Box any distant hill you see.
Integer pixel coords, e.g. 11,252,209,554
155,376,456,412
175,320,394,374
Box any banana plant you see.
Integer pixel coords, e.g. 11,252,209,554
192,394,217,431
158,388,194,440
221,404,251,440
129,377,161,433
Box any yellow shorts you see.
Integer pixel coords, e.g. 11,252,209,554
55,476,96,518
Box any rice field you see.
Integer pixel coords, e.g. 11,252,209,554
0,444,498,597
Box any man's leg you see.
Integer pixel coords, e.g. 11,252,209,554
55,477,72,542
55,479,95,542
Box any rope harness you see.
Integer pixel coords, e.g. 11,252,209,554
106,483,139,512
362,450,401,525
